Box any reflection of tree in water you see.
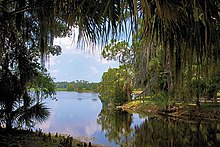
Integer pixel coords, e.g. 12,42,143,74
127,117,220,147
97,107,132,145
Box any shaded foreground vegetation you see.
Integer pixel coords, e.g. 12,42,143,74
0,128,103,147
1,0,220,146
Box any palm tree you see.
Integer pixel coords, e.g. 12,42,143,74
0,1,219,121
132,0,220,105
0,0,127,61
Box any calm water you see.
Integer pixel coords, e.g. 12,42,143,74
36,91,145,146
36,91,220,147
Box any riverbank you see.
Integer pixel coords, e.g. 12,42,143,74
119,99,220,122
0,128,104,147
56,88,98,93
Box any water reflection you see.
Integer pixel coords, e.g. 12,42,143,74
36,92,102,139
36,92,138,146
97,107,220,147
97,107,133,146
125,117,220,147
36,92,220,146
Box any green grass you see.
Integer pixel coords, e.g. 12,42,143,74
56,88,68,91
124,96,167,110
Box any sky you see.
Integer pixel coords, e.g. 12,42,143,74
46,34,119,83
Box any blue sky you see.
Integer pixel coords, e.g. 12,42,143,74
47,34,119,82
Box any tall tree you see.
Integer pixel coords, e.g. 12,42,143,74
132,0,220,105
99,66,132,105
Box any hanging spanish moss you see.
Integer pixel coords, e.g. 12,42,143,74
132,0,220,104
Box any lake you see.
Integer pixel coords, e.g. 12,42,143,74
36,91,220,146
36,91,145,146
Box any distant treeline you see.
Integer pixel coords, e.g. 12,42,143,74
55,80,100,92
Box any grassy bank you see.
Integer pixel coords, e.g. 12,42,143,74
56,88,97,93
120,97,220,121
56,88,68,91
0,128,103,147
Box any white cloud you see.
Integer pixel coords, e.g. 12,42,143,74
54,37,78,55
84,122,101,137
53,27,80,55
53,27,104,56
90,66,99,75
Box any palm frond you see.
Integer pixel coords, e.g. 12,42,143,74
17,103,50,127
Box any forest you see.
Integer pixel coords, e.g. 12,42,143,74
0,0,220,146
55,80,100,92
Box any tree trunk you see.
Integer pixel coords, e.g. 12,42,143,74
214,91,217,103
166,48,173,93
196,93,201,108
6,119,12,129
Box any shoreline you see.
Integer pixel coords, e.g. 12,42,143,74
0,128,105,147
118,100,220,122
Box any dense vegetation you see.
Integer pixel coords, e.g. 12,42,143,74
0,0,125,129
98,39,133,105
1,0,220,130
99,66,132,105
55,80,100,92
0,0,65,129
98,1,220,108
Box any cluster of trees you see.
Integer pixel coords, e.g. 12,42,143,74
0,0,129,129
55,80,100,92
99,1,220,107
1,0,220,129
0,0,68,129
99,39,133,106
98,65,132,105
131,1,220,106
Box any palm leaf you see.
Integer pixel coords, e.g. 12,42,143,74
16,103,50,127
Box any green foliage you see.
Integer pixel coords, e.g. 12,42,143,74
0,0,67,128
100,38,134,106
0,49,54,128
132,1,220,106
55,80,100,92
28,72,56,100
148,57,160,73
99,66,132,106
55,82,68,89
102,39,133,64
206,71,220,101
192,78,206,97
67,84,75,91
0,0,219,130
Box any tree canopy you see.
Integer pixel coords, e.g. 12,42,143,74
1,0,220,128
55,80,100,92
132,0,220,104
